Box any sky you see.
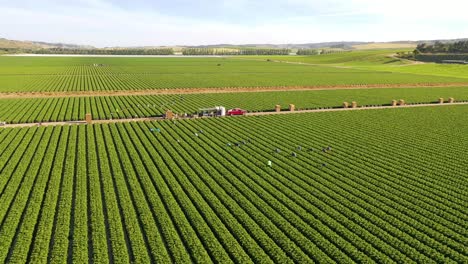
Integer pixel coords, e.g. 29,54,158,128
0,0,467,47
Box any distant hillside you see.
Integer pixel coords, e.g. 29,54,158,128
2,37,467,53
0,37,94,50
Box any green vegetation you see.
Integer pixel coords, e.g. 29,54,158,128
182,48,291,55
416,40,468,53
0,55,466,92
357,64,468,79
31,48,175,55
2,86,468,123
0,106,467,263
243,49,413,66
411,41,468,63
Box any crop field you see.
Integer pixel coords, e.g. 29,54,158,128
243,50,468,79
1,86,468,123
0,106,467,263
241,50,414,66
0,56,466,92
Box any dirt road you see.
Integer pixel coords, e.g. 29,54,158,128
1,83,468,99
2,101,467,128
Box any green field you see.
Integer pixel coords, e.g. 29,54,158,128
1,52,467,263
0,56,466,92
2,86,468,123
242,50,468,79
0,106,467,263
240,50,414,65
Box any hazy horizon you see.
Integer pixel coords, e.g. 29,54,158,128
1,0,467,48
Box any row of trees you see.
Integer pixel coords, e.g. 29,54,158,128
296,49,320,55
182,48,291,55
296,49,351,55
416,41,468,54
31,48,175,55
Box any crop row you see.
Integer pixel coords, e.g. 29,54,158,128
2,86,468,124
0,106,467,263
0,56,466,92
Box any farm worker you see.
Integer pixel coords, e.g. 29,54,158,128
150,128,154,132
275,148,281,153
227,143,232,147
327,146,332,151
268,160,272,167
298,145,302,151
292,152,297,157
156,128,161,133
195,133,198,137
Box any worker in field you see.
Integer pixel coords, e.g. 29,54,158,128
275,148,281,153
268,160,272,167
292,152,297,157
297,145,302,151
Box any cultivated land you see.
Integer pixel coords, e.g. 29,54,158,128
2,86,468,124
0,55,467,93
0,50,468,263
0,107,467,263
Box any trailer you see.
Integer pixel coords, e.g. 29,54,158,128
198,106,226,117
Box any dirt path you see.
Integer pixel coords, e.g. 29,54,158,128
387,53,426,66
2,101,466,128
1,83,468,99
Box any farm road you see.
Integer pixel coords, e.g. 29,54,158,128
1,83,468,99
2,101,468,128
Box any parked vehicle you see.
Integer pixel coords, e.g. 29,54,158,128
227,108,247,116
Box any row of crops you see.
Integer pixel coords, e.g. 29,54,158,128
0,56,467,92
0,106,466,263
1,87,468,123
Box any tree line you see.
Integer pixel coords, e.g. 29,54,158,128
416,41,468,54
31,48,175,55
182,48,291,55
296,49,350,56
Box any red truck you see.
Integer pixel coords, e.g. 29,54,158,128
227,108,247,116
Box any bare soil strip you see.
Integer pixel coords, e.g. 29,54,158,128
2,102,467,128
1,83,468,99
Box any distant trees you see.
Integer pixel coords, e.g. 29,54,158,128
31,48,175,55
296,49,350,56
416,41,468,54
182,48,291,56
296,49,320,55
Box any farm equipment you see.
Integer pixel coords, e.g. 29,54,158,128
227,108,247,116
198,106,226,117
